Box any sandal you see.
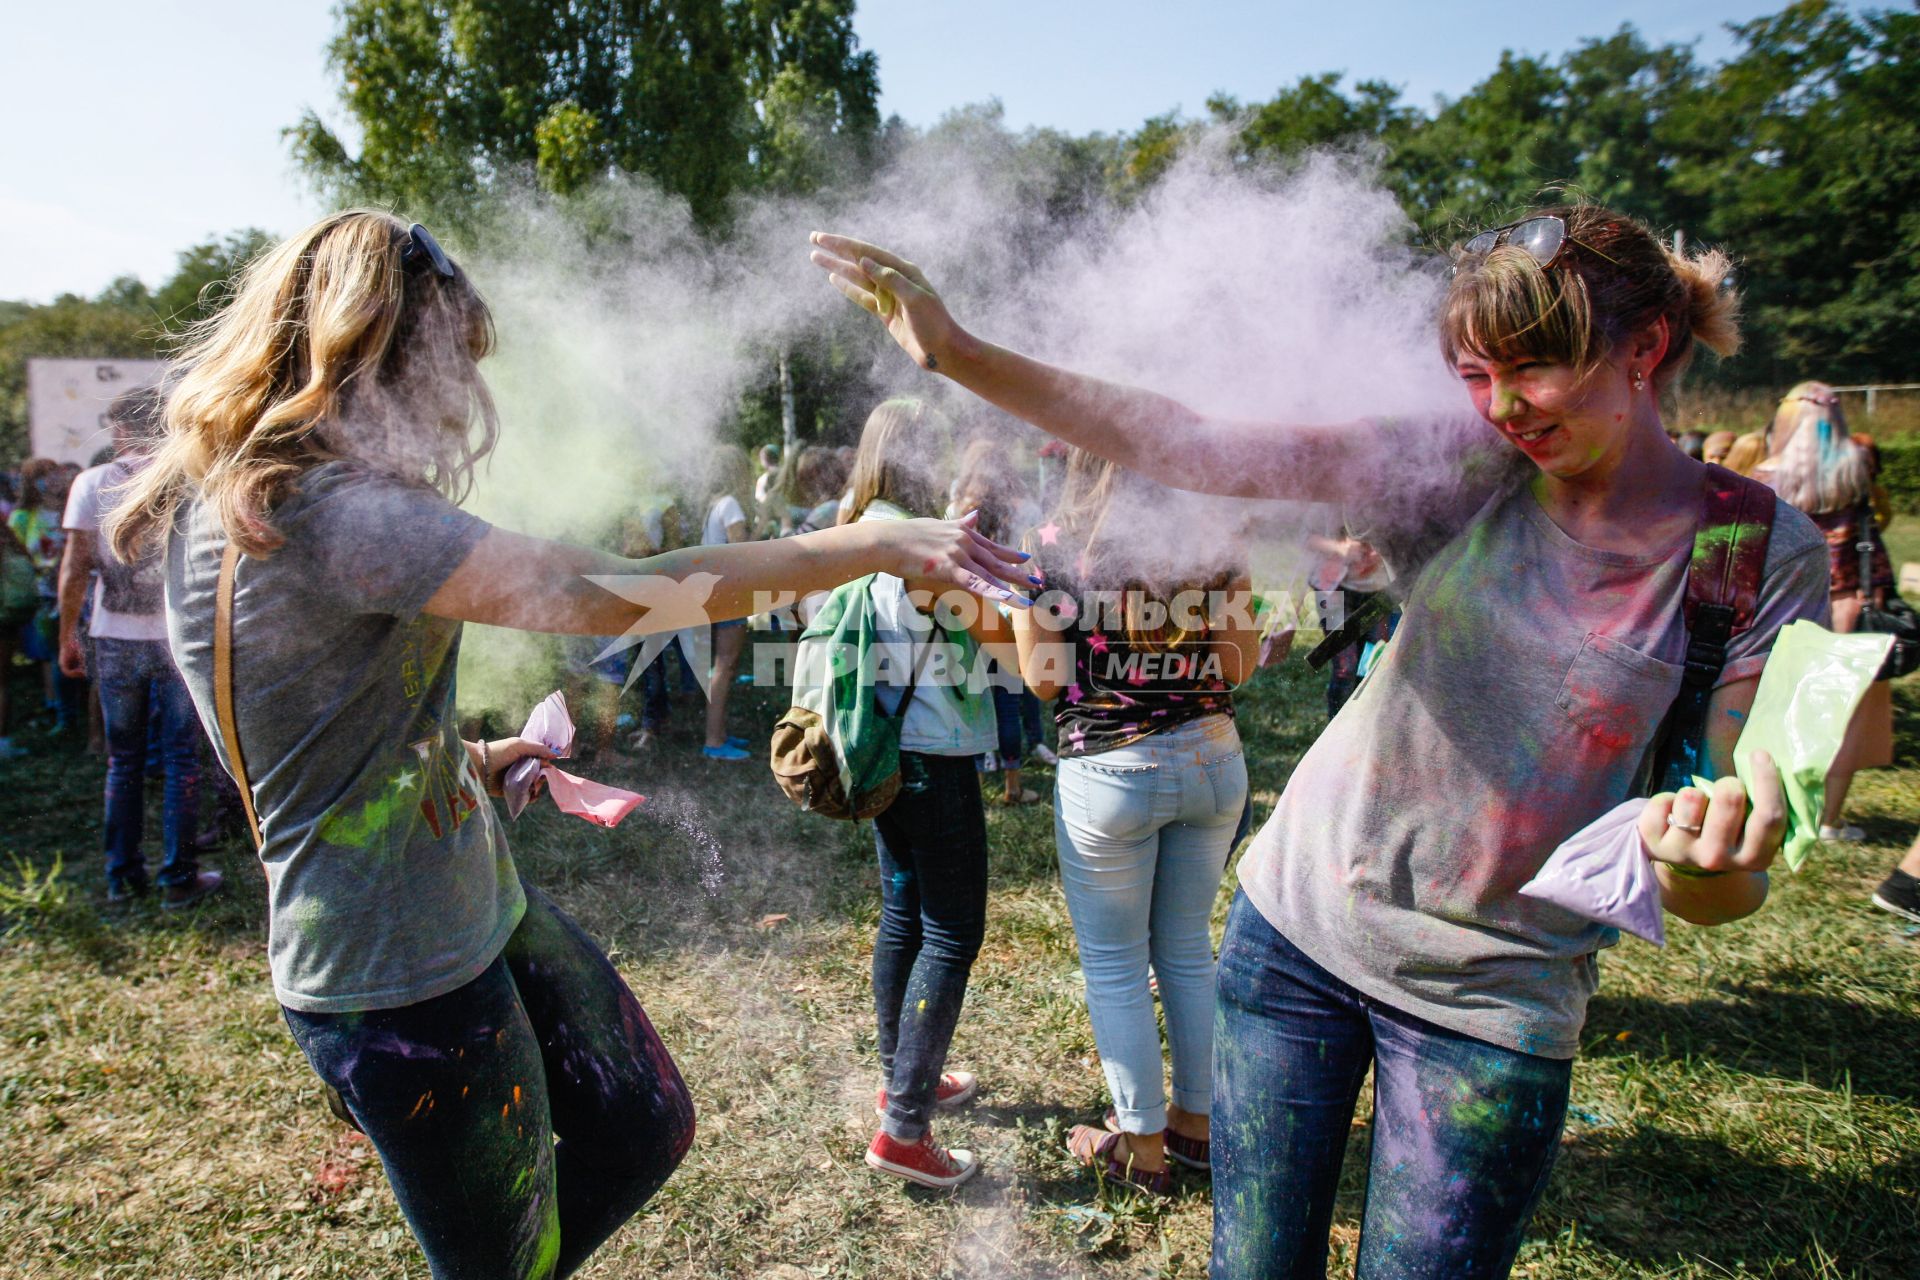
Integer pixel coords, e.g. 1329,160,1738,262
1066,1125,1173,1197
1104,1109,1209,1173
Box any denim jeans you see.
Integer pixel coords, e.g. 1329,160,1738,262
1212,891,1570,1280
94,637,201,890
1054,714,1245,1133
637,637,696,730
988,667,1046,767
872,751,988,1140
283,884,695,1280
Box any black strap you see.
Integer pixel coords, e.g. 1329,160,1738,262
1307,592,1390,671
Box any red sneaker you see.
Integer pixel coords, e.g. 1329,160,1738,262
865,1129,979,1189
875,1069,978,1117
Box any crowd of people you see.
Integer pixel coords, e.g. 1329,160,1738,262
0,200,1914,1280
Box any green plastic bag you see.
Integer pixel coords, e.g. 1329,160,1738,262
1696,620,1892,871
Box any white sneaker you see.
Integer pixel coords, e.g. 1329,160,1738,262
1819,824,1866,842
1031,744,1059,766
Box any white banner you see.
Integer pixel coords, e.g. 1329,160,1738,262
27,357,166,465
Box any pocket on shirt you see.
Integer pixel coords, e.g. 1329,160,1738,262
1059,757,1159,840
1555,632,1683,753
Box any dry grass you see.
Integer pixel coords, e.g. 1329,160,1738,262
1,637,1916,1279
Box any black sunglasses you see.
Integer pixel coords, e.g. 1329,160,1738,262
399,223,456,279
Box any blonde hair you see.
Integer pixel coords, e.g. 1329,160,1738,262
1721,432,1769,477
1049,447,1234,653
845,397,949,521
108,210,497,560
1441,203,1740,388
1765,380,1870,514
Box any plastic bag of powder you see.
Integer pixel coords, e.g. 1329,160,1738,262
1519,800,1666,945
1712,620,1891,871
503,690,644,828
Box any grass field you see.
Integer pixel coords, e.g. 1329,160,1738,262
2,584,1918,1279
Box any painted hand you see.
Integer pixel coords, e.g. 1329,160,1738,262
1637,749,1787,876
889,510,1035,608
809,233,955,373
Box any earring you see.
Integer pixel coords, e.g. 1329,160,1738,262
1632,369,1645,392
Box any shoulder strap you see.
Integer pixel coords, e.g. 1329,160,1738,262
1642,464,1776,793
215,541,263,850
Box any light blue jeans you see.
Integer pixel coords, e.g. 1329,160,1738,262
1054,714,1247,1133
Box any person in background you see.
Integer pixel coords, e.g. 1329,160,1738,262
1702,430,1737,467
8,458,75,733
848,396,1014,1190
1012,446,1255,1194
950,438,1053,803
796,446,851,534
1674,430,1705,460
0,513,36,761
1307,534,1399,721
1754,383,1894,844
1722,431,1768,476
752,442,780,508
700,447,759,760
1873,829,1920,923
58,387,219,906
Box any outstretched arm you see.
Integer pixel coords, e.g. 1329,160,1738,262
425,512,1029,637
809,233,1376,502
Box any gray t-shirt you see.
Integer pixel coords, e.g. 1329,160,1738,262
1240,423,1831,1058
166,462,519,1013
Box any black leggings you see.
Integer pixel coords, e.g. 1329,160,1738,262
283,884,694,1280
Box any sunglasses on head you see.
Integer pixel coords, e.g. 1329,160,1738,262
399,223,455,279
1454,215,1576,275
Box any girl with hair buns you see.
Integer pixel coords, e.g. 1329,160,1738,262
814,203,1830,1277
107,210,1028,1280
1755,382,1893,842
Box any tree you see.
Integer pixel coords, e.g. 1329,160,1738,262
289,0,880,227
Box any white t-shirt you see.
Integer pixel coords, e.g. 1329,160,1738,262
704,494,747,546
62,461,167,642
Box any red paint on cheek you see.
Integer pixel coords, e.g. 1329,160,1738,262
923,557,939,574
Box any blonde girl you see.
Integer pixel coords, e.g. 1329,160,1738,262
108,210,1025,1280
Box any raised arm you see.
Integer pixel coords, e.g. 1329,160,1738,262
425,511,1029,636
809,233,1376,502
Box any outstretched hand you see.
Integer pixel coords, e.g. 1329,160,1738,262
887,510,1035,608
809,233,957,373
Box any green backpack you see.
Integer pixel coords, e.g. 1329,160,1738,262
769,575,928,820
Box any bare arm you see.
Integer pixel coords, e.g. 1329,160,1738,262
1009,600,1067,702
1209,577,1261,687
56,533,94,678
1641,674,1776,926
424,515,1028,636
809,233,1377,501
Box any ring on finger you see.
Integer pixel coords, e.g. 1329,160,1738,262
1665,815,1704,835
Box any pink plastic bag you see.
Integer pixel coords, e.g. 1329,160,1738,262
1518,800,1665,945
503,691,644,828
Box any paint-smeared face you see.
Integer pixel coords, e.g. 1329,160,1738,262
1454,353,1633,480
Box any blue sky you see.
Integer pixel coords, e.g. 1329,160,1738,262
0,0,1830,302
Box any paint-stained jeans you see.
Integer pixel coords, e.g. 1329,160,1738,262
872,750,988,1140
1054,714,1245,1134
95,637,201,890
1212,891,1570,1280
283,884,695,1280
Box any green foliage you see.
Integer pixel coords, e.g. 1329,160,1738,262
0,230,272,462
1877,434,1920,515
291,0,879,225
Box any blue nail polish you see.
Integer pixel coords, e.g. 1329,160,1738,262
1016,550,1032,561
1028,574,1045,586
